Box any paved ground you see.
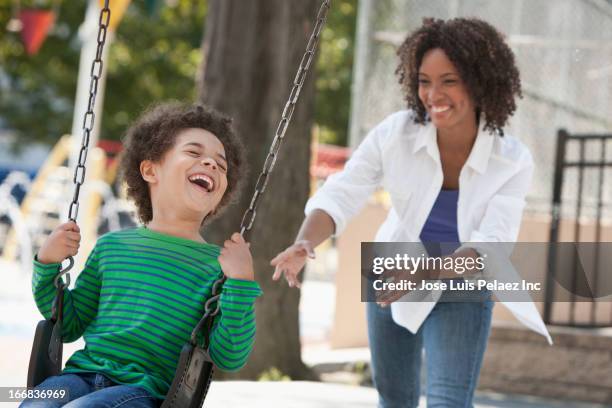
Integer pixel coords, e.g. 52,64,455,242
205,381,608,407
0,260,609,407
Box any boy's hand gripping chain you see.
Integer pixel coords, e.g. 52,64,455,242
27,1,111,388
161,1,331,407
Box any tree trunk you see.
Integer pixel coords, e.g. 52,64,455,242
198,0,320,380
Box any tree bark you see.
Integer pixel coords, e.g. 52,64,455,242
198,0,320,380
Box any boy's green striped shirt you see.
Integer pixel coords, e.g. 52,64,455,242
32,227,262,400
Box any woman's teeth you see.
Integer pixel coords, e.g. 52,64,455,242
431,106,450,113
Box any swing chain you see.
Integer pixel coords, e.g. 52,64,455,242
56,1,111,290
193,0,331,329
238,0,331,236
190,277,224,344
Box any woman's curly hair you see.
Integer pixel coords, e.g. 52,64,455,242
119,102,246,224
396,17,522,135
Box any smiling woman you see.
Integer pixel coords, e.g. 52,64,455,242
417,49,476,139
396,17,522,136
271,17,549,408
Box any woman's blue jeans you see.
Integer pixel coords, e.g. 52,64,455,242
19,372,160,408
367,292,494,408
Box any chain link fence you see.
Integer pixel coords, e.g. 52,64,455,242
349,0,612,220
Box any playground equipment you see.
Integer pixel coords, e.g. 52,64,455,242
0,171,33,273
1,136,108,268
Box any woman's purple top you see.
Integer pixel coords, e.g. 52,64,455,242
419,189,461,257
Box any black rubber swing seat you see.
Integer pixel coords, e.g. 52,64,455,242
27,286,65,388
161,343,215,408
27,319,63,388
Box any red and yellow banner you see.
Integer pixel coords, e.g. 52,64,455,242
20,9,56,55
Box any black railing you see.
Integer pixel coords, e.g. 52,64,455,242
544,129,612,327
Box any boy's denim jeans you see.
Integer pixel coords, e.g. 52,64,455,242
19,372,160,408
366,291,494,408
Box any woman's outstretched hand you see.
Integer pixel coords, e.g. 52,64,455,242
270,240,316,288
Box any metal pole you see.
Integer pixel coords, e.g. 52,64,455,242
348,0,373,149
69,0,112,271
71,0,111,153
544,129,568,324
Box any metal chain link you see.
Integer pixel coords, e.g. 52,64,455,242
191,1,332,340
238,0,330,236
54,1,111,290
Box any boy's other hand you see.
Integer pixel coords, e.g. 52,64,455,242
37,221,81,264
218,232,255,281
270,240,315,289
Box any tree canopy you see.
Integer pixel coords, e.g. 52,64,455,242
315,0,356,146
0,0,357,150
0,0,207,149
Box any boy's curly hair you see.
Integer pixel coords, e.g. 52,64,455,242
119,102,246,224
396,17,522,135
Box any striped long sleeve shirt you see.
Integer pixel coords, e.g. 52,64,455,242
32,227,262,399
